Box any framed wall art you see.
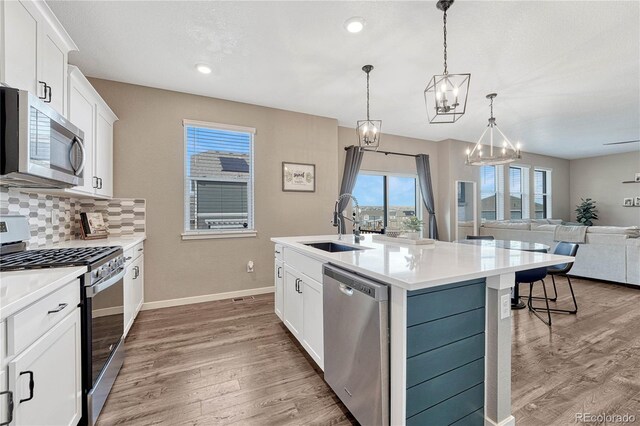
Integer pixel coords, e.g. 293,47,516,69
282,162,315,192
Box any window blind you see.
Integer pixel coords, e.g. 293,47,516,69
184,123,254,232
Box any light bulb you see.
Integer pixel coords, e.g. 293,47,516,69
440,82,447,93
195,64,212,74
516,142,522,150
453,86,459,96
502,148,506,154
465,148,470,155
344,17,366,33
503,140,508,147
436,91,442,100
479,150,483,157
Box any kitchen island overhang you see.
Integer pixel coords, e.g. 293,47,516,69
271,234,573,426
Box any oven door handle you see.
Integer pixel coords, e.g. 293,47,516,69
86,267,127,298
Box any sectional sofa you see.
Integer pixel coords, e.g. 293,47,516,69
478,219,640,286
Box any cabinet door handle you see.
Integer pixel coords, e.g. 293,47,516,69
47,303,68,314
294,278,299,292
46,84,52,103
18,371,34,403
0,390,14,425
138,248,143,252
277,267,282,278
38,81,47,100
125,256,132,261
97,177,103,189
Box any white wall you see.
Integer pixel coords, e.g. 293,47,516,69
570,151,640,226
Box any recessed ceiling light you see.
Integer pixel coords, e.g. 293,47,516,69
344,17,365,33
196,64,212,74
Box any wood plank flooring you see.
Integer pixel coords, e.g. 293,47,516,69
98,277,640,426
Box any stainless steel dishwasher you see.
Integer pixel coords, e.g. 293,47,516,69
323,264,389,426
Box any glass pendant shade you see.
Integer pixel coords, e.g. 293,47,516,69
425,0,471,124
466,93,522,166
357,119,382,148
424,73,470,124
356,65,381,149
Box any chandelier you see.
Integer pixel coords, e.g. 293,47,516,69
356,65,382,149
466,93,522,166
424,0,470,124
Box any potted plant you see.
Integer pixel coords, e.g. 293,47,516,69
402,216,424,240
575,198,598,226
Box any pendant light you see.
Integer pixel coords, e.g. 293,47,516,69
424,0,470,124
466,93,522,166
356,65,382,149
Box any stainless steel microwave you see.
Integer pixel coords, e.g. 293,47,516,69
0,87,85,188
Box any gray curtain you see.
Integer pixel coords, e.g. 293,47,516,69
416,154,439,239
337,146,364,233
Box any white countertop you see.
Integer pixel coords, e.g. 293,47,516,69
272,234,573,291
50,233,146,251
0,266,87,320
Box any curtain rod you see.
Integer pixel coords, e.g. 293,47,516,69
345,145,420,158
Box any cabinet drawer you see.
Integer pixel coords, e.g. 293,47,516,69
7,279,80,356
284,249,323,283
274,244,283,261
125,242,144,264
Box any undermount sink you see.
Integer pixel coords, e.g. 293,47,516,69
304,242,364,253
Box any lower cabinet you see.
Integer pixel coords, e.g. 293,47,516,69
282,263,324,370
283,265,304,341
274,259,284,321
124,253,144,337
301,277,323,366
8,308,82,426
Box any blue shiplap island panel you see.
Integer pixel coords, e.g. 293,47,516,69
406,279,486,426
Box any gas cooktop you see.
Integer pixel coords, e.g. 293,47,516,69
0,246,121,271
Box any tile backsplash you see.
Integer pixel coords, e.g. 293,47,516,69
0,187,145,248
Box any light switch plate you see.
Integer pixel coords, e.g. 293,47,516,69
501,294,511,319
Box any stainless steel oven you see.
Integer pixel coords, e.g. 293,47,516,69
0,86,85,188
81,252,126,426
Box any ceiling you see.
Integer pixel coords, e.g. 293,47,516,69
48,1,640,159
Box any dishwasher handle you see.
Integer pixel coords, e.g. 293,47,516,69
338,283,354,296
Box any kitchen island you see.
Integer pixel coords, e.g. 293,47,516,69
271,234,573,426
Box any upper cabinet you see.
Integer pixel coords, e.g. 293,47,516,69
67,66,118,199
0,0,78,117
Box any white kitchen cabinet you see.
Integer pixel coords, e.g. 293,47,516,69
279,250,325,370
40,66,118,200
274,259,284,321
8,308,82,426
1,0,39,95
301,276,324,368
283,265,304,341
94,106,115,198
0,0,77,117
124,244,144,337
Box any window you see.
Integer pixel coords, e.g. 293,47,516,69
183,120,255,237
480,165,504,220
509,166,530,219
534,169,552,219
352,172,419,232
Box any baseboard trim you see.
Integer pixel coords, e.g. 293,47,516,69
141,286,275,311
485,415,515,426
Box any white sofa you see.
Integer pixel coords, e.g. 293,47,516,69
478,220,640,286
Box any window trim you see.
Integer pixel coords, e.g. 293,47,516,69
534,167,553,219
182,119,256,240
508,164,530,219
480,165,505,221
353,170,423,232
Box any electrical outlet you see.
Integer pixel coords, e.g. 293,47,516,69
247,261,254,273
500,294,511,319
51,210,59,225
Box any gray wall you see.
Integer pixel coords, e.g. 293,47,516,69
570,151,640,226
90,78,339,303
87,78,574,302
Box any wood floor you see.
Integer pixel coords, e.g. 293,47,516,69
98,277,640,426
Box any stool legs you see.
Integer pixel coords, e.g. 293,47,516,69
527,280,552,326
